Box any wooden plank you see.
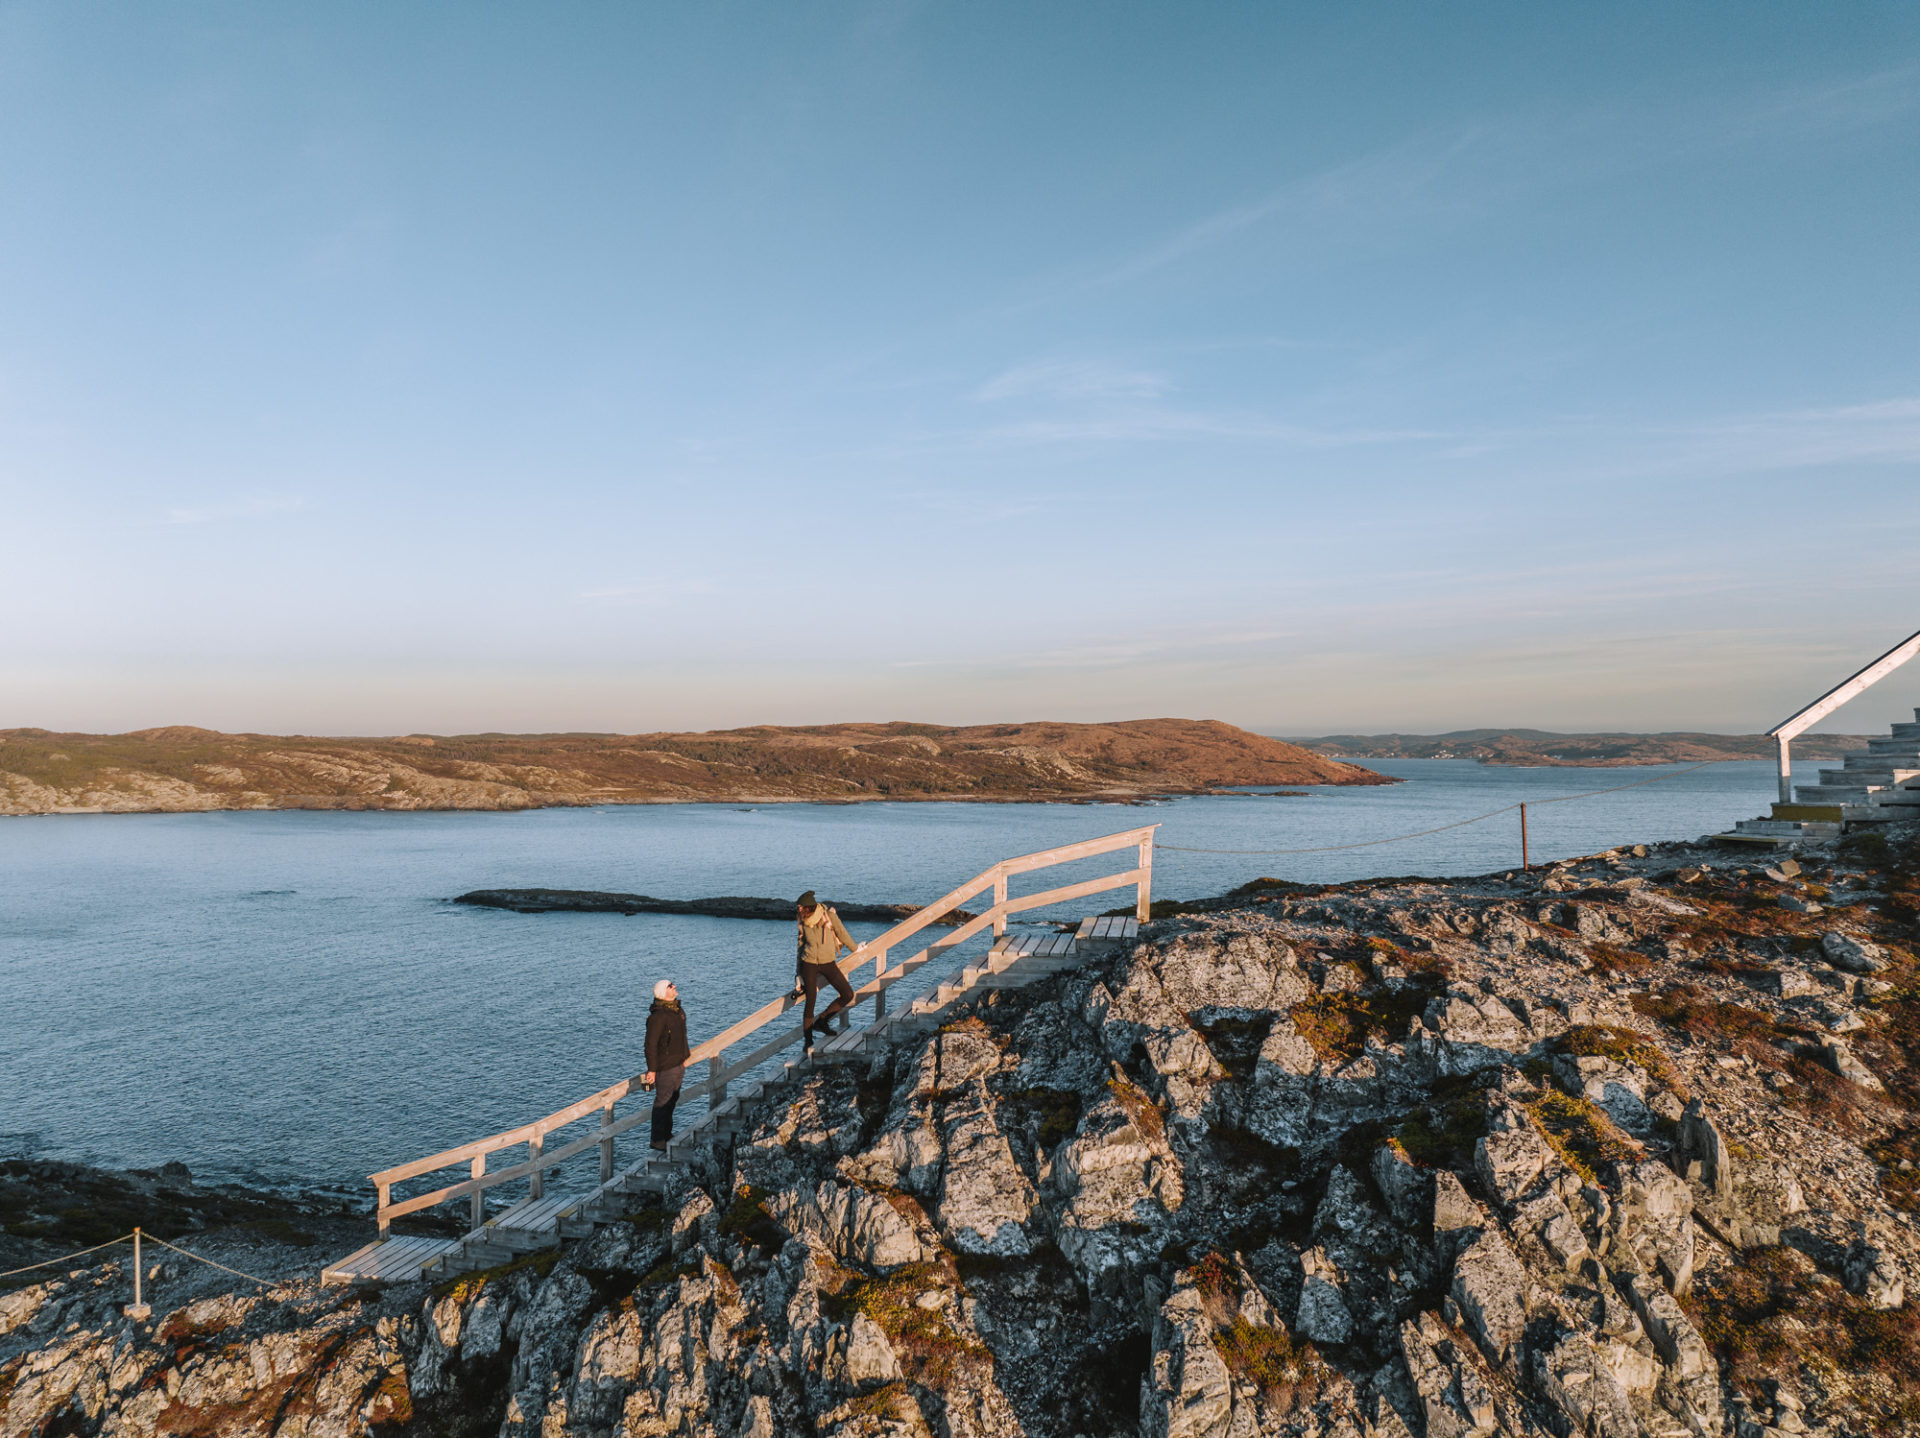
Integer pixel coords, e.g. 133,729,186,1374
1075,917,1097,939
373,1077,638,1187
1001,869,1146,920
494,1195,569,1232
375,1238,455,1281
353,1236,448,1282
322,1239,386,1282
996,827,1158,879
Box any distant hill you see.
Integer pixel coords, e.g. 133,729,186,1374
1287,728,1874,767
0,718,1390,815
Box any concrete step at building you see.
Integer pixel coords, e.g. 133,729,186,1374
1864,735,1920,754
1827,752,1920,775
1719,816,1844,846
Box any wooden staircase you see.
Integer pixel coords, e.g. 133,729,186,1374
1720,708,1920,847
322,832,1153,1286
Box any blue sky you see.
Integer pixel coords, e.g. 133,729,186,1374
3,3,1917,736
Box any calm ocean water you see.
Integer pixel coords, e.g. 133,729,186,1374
0,758,1817,1193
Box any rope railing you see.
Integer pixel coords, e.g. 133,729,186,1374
1,1226,276,1322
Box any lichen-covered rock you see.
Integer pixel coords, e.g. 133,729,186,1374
934,1084,1037,1256
1821,1035,1884,1091
1141,1279,1234,1438
1450,1228,1528,1364
1295,1245,1354,1345
1823,931,1889,973
1844,1240,1906,1310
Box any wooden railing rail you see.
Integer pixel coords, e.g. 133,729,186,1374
370,825,1156,1236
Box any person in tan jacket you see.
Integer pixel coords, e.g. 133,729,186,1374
794,890,858,1051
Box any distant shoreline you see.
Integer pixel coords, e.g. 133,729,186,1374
1287,728,1873,768
0,717,1391,816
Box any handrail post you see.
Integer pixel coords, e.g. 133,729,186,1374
873,946,889,1019
1136,835,1153,922
470,1154,486,1230
598,1099,616,1184
376,1183,392,1240
993,873,1008,937
528,1128,544,1200
1777,733,1793,807
709,1054,727,1112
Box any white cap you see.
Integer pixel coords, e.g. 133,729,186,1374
653,979,675,1000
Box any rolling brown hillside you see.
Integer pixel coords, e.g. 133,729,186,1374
0,718,1390,815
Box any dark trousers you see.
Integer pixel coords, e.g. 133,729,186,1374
650,1065,684,1146
800,961,855,1034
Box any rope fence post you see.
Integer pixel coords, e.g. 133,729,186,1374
1520,803,1529,872
126,1227,149,1321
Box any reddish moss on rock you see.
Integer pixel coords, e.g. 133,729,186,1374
1688,1245,1920,1422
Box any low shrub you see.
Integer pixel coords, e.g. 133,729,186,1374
1108,1076,1167,1146
1291,985,1432,1064
1525,1091,1640,1184
831,1262,989,1391
1395,1085,1492,1171
719,1185,785,1255
1560,1024,1690,1100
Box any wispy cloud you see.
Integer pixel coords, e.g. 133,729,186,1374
1672,396,1920,472
1717,65,1920,145
1074,127,1493,294
164,495,306,525
975,358,1170,403
980,406,1450,448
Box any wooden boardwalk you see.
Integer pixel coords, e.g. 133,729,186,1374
322,829,1153,1286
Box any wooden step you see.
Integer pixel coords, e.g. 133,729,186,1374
1074,915,1140,948
322,1235,460,1286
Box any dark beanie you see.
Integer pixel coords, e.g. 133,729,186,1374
797,890,817,907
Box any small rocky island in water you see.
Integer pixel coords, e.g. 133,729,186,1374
6,821,1920,1436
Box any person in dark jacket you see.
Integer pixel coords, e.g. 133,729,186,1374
642,979,690,1150
794,890,858,1051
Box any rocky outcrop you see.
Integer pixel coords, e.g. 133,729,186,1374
7,825,1920,1436
453,889,970,925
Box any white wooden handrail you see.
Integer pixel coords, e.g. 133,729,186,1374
370,825,1156,1235
1768,626,1920,804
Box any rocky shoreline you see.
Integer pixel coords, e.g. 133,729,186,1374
6,821,1920,1436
